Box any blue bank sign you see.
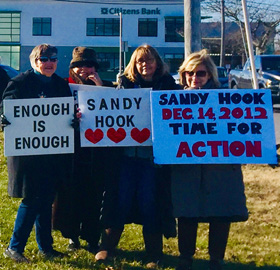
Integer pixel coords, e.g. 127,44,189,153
101,7,161,15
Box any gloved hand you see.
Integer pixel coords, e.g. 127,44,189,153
0,114,11,131
70,108,81,131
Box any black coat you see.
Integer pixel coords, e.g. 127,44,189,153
105,72,178,238
0,66,10,101
2,70,72,198
118,73,179,90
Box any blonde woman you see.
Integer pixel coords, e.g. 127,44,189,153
172,49,248,270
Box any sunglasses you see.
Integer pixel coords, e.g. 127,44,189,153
38,56,58,63
185,70,207,77
136,58,155,65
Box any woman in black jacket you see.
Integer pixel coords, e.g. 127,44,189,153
96,44,178,268
2,44,72,263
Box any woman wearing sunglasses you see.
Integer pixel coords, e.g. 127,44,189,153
1,44,72,263
172,49,248,270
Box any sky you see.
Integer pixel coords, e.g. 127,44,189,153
201,0,280,22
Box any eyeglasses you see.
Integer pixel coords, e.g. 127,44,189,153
185,70,207,77
38,56,58,63
136,58,155,65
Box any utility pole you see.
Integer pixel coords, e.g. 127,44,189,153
241,0,258,89
118,12,122,81
220,0,225,67
184,0,202,58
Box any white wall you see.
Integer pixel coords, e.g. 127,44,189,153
0,0,184,48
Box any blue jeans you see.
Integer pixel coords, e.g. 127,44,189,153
9,195,54,254
115,156,160,234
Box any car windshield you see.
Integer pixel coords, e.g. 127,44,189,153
217,68,227,78
261,57,280,72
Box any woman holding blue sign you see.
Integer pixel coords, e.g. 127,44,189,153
1,44,72,263
172,49,248,270
95,44,178,267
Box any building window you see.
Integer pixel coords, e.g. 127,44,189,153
138,18,158,37
0,12,20,43
165,17,184,42
87,18,119,36
33,18,51,36
164,53,184,73
97,52,119,72
0,45,20,70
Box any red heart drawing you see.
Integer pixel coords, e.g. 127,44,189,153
107,128,126,143
131,128,151,144
85,128,104,144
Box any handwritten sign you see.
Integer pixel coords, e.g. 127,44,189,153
151,89,277,164
4,97,74,156
78,88,152,147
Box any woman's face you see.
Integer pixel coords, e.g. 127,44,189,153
73,66,96,79
35,54,58,77
185,64,210,89
135,53,157,80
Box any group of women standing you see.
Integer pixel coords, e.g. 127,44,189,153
1,43,248,270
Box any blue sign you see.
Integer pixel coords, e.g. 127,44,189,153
151,89,277,164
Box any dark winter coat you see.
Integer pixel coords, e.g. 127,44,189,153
0,66,10,101
105,72,178,238
171,79,249,222
1,69,72,198
118,73,179,90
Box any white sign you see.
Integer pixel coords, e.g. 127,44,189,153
69,83,113,109
4,97,74,156
151,89,277,164
78,88,152,147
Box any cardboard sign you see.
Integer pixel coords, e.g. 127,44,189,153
78,88,152,147
151,89,277,164
4,97,74,156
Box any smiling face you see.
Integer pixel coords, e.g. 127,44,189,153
135,52,157,81
34,54,58,77
73,66,96,79
185,64,210,89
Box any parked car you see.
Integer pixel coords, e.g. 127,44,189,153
217,66,229,88
228,55,280,104
0,64,19,79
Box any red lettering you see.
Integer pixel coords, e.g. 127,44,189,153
222,141,229,157
229,141,245,156
173,108,182,119
245,141,262,157
182,108,193,119
176,142,192,157
207,141,222,157
192,141,206,157
162,108,172,120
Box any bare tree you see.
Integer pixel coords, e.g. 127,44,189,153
202,0,280,55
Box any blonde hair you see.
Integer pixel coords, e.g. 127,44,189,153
29,44,58,69
122,44,167,82
178,49,220,87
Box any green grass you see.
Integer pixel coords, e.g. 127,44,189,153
0,131,280,269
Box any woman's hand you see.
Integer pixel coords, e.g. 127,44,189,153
71,108,81,131
88,72,103,86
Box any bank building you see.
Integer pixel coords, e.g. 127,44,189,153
0,0,186,80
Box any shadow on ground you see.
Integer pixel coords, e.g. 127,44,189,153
92,249,280,270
